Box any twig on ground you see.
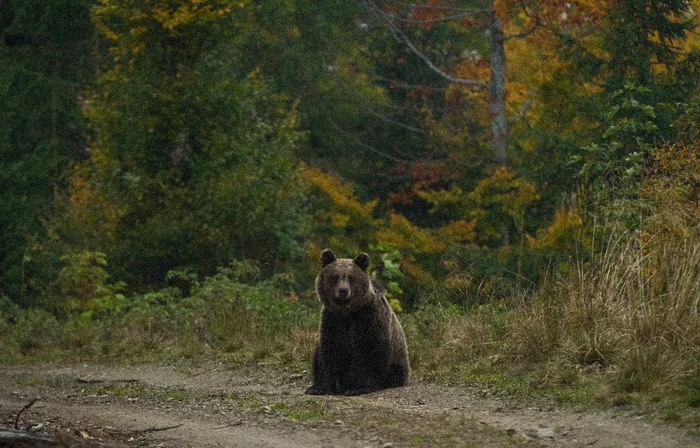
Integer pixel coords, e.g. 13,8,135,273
103,422,183,436
77,377,103,384
14,398,37,429
211,421,243,430
136,423,184,434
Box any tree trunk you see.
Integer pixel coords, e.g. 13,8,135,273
489,9,511,245
488,10,507,166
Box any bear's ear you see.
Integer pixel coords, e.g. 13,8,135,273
353,252,370,272
321,248,336,267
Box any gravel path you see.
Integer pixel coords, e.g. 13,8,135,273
1,361,699,447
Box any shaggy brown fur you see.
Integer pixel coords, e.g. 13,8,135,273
305,249,410,396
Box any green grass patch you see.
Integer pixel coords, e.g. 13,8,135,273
285,407,328,422
409,435,425,446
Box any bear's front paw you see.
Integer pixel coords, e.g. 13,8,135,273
304,385,330,395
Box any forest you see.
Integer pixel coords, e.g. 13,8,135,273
2,0,700,419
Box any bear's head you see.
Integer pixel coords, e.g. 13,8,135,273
316,248,372,311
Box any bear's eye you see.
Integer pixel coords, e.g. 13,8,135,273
332,274,340,282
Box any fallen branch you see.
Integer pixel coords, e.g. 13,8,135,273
14,398,37,429
211,421,243,430
137,423,183,434
0,427,59,446
106,423,184,435
77,377,103,384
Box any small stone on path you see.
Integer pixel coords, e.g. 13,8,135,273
536,428,555,438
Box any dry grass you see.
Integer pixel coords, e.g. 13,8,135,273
406,220,700,399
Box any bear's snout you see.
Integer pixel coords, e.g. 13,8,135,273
336,287,349,299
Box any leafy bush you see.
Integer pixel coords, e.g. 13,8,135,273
12,308,60,356
188,261,316,354
1,258,318,363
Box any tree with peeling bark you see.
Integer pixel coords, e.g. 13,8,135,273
361,0,544,166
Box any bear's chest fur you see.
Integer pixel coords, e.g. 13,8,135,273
319,303,389,387
305,249,409,396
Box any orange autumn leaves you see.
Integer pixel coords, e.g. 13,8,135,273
301,163,445,285
301,162,544,286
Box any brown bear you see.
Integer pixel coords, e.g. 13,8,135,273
304,248,410,396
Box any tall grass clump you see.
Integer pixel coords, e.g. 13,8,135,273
406,217,700,400
548,221,700,391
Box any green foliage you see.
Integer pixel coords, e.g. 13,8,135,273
414,166,541,304
1,259,317,362
190,261,313,335
301,163,381,257
57,251,125,315
369,243,404,311
419,166,538,247
265,0,430,197
0,0,95,301
600,0,696,92
8,308,60,357
573,84,659,195
51,0,309,288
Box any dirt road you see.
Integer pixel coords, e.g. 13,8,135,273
1,361,699,447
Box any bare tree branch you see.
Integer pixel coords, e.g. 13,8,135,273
373,74,448,92
380,0,489,14
503,0,543,40
136,423,184,434
503,25,537,40
326,116,412,163
0,428,59,446
508,98,533,124
503,16,540,40
362,0,544,166
211,421,243,430
376,10,487,25
362,0,489,89
368,109,427,134
104,423,184,435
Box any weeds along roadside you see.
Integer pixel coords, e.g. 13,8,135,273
2,220,700,423
0,260,321,365
406,220,700,416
